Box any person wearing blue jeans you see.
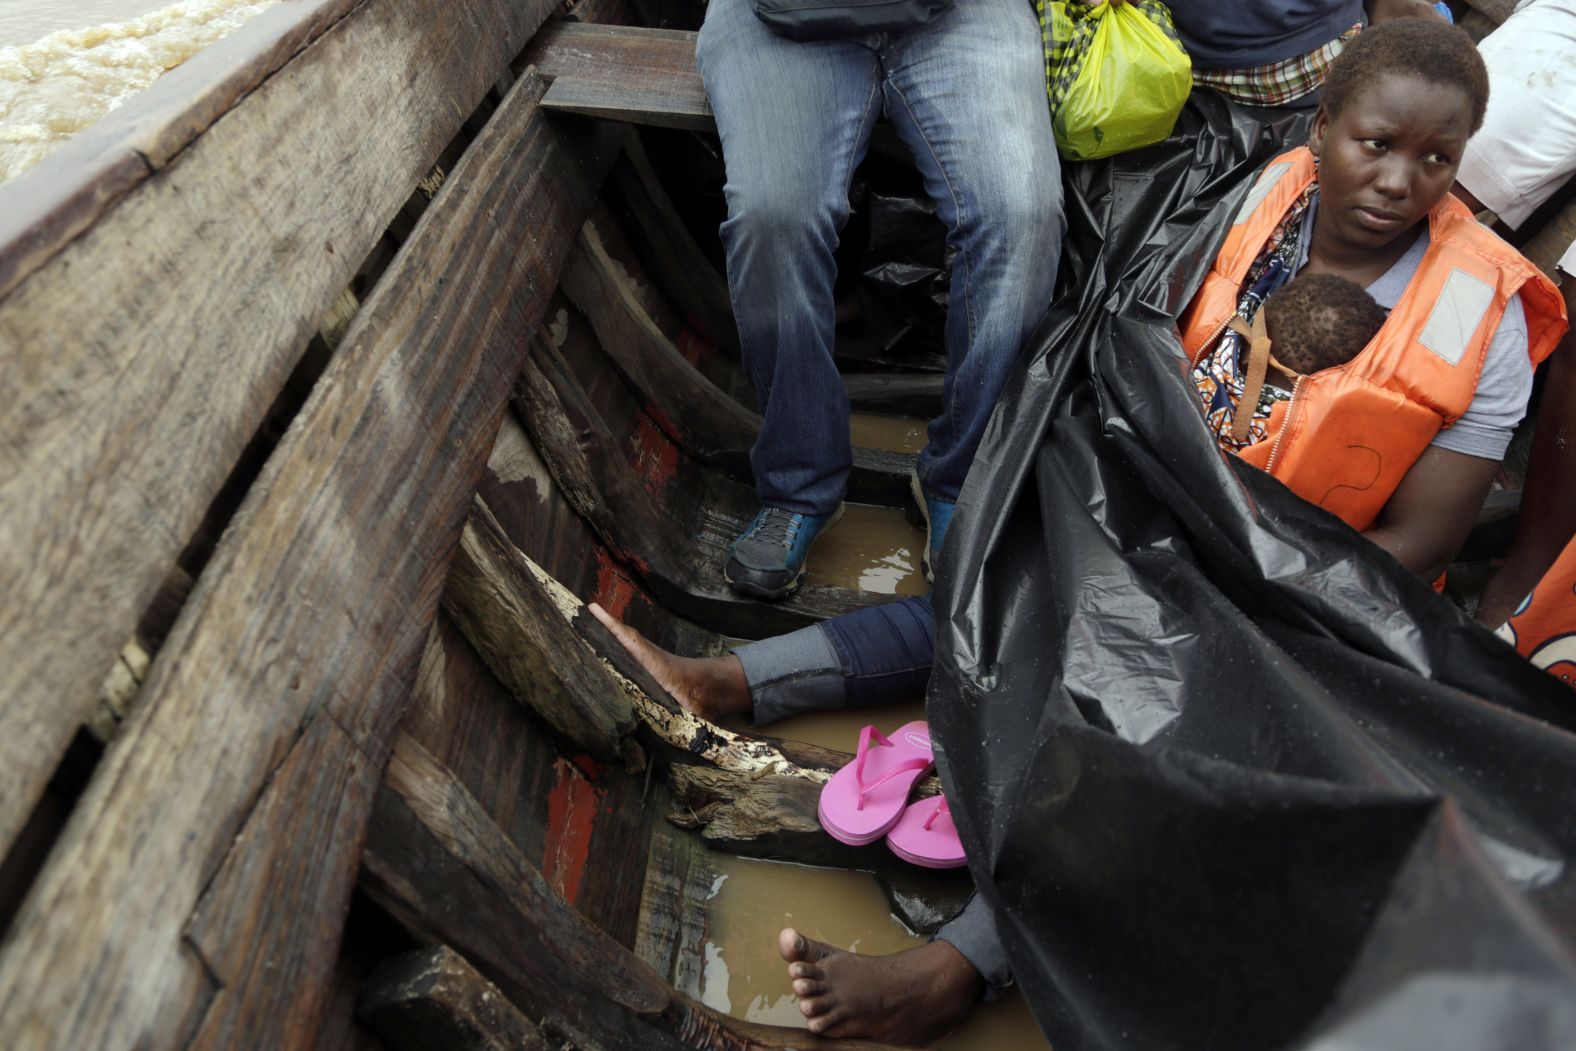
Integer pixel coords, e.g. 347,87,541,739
698,0,1064,599
591,598,997,1044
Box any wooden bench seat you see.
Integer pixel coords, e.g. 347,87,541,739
521,21,713,131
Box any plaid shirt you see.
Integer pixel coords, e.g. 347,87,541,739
1192,23,1362,108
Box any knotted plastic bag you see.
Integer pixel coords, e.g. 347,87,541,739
1041,0,1191,161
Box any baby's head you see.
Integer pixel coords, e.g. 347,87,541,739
1262,273,1388,380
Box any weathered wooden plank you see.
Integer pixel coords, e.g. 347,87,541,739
481,406,728,658
665,764,936,873
0,0,558,860
0,67,612,1051
543,75,715,132
0,0,363,300
448,495,864,783
362,733,910,1051
562,213,916,506
183,713,379,1050
634,817,720,993
446,498,645,765
522,22,707,126
360,946,555,1051
841,373,945,418
609,130,737,354
401,610,558,866
516,328,891,637
560,217,758,466
409,598,658,947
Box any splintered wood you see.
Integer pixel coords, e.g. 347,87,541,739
0,0,556,867
0,2,605,1042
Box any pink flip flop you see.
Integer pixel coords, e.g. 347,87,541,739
817,721,935,846
886,794,966,869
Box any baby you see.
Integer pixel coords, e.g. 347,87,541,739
1261,272,1390,390
1197,271,1389,449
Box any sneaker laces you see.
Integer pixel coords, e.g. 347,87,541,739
744,507,802,549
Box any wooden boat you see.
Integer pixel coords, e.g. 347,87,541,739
0,1,966,1048
0,0,1569,1047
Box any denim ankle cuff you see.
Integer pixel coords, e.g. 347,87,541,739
935,894,1012,1003
733,625,847,727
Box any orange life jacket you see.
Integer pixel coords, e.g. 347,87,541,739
1501,537,1576,692
1179,147,1568,532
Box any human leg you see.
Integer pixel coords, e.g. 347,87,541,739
779,926,985,1044
741,596,935,723
779,894,1009,1042
592,597,937,725
696,0,884,517
879,0,1065,508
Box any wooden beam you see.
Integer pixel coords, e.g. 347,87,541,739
362,733,911,1051
842,373,945,418
478,407,739,660
183,713,380,1049
360,946,556,1051
445,498,645,766
665,764,937,873
522,21,711,132
448,494,849,784
0,65,612,1050
543,76,715,132
0,0,558,859
562,212,917,506
516,327,892,637
609,130,737,355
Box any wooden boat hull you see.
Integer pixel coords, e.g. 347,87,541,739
0,2,960,1048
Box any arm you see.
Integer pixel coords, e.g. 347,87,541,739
1364,446,1501,582
1477,330,1576,627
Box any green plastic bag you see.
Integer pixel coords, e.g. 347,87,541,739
1040,0,1192,161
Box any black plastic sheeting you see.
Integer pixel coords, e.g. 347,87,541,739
930,91,1576,1051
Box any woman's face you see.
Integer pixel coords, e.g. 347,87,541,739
1308,73,1474,253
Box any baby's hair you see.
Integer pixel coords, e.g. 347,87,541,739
1321,18,1489,134
1263,273,1388,376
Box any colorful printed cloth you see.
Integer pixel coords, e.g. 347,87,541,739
1192,23,1361,107
1192,184,1318,451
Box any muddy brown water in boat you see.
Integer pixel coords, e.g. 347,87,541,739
850,412,928,456
701,488,1052,1049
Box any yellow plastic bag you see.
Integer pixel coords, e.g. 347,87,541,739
1040,0,1192,161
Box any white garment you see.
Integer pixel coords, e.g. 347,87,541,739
1456,0,1576,275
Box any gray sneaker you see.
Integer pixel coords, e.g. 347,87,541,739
725,504,845,600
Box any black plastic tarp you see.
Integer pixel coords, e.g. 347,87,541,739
931,91,1576,1051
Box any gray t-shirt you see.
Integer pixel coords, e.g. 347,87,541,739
1291,212,1532,460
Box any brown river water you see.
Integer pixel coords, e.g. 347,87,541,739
0,0,277,183
0,1,178,48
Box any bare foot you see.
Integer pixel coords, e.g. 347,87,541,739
588,602,752,722
779,928,984,1047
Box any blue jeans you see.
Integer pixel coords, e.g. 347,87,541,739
696,0,1065,515
736,596,936,721
732,598,1011,995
